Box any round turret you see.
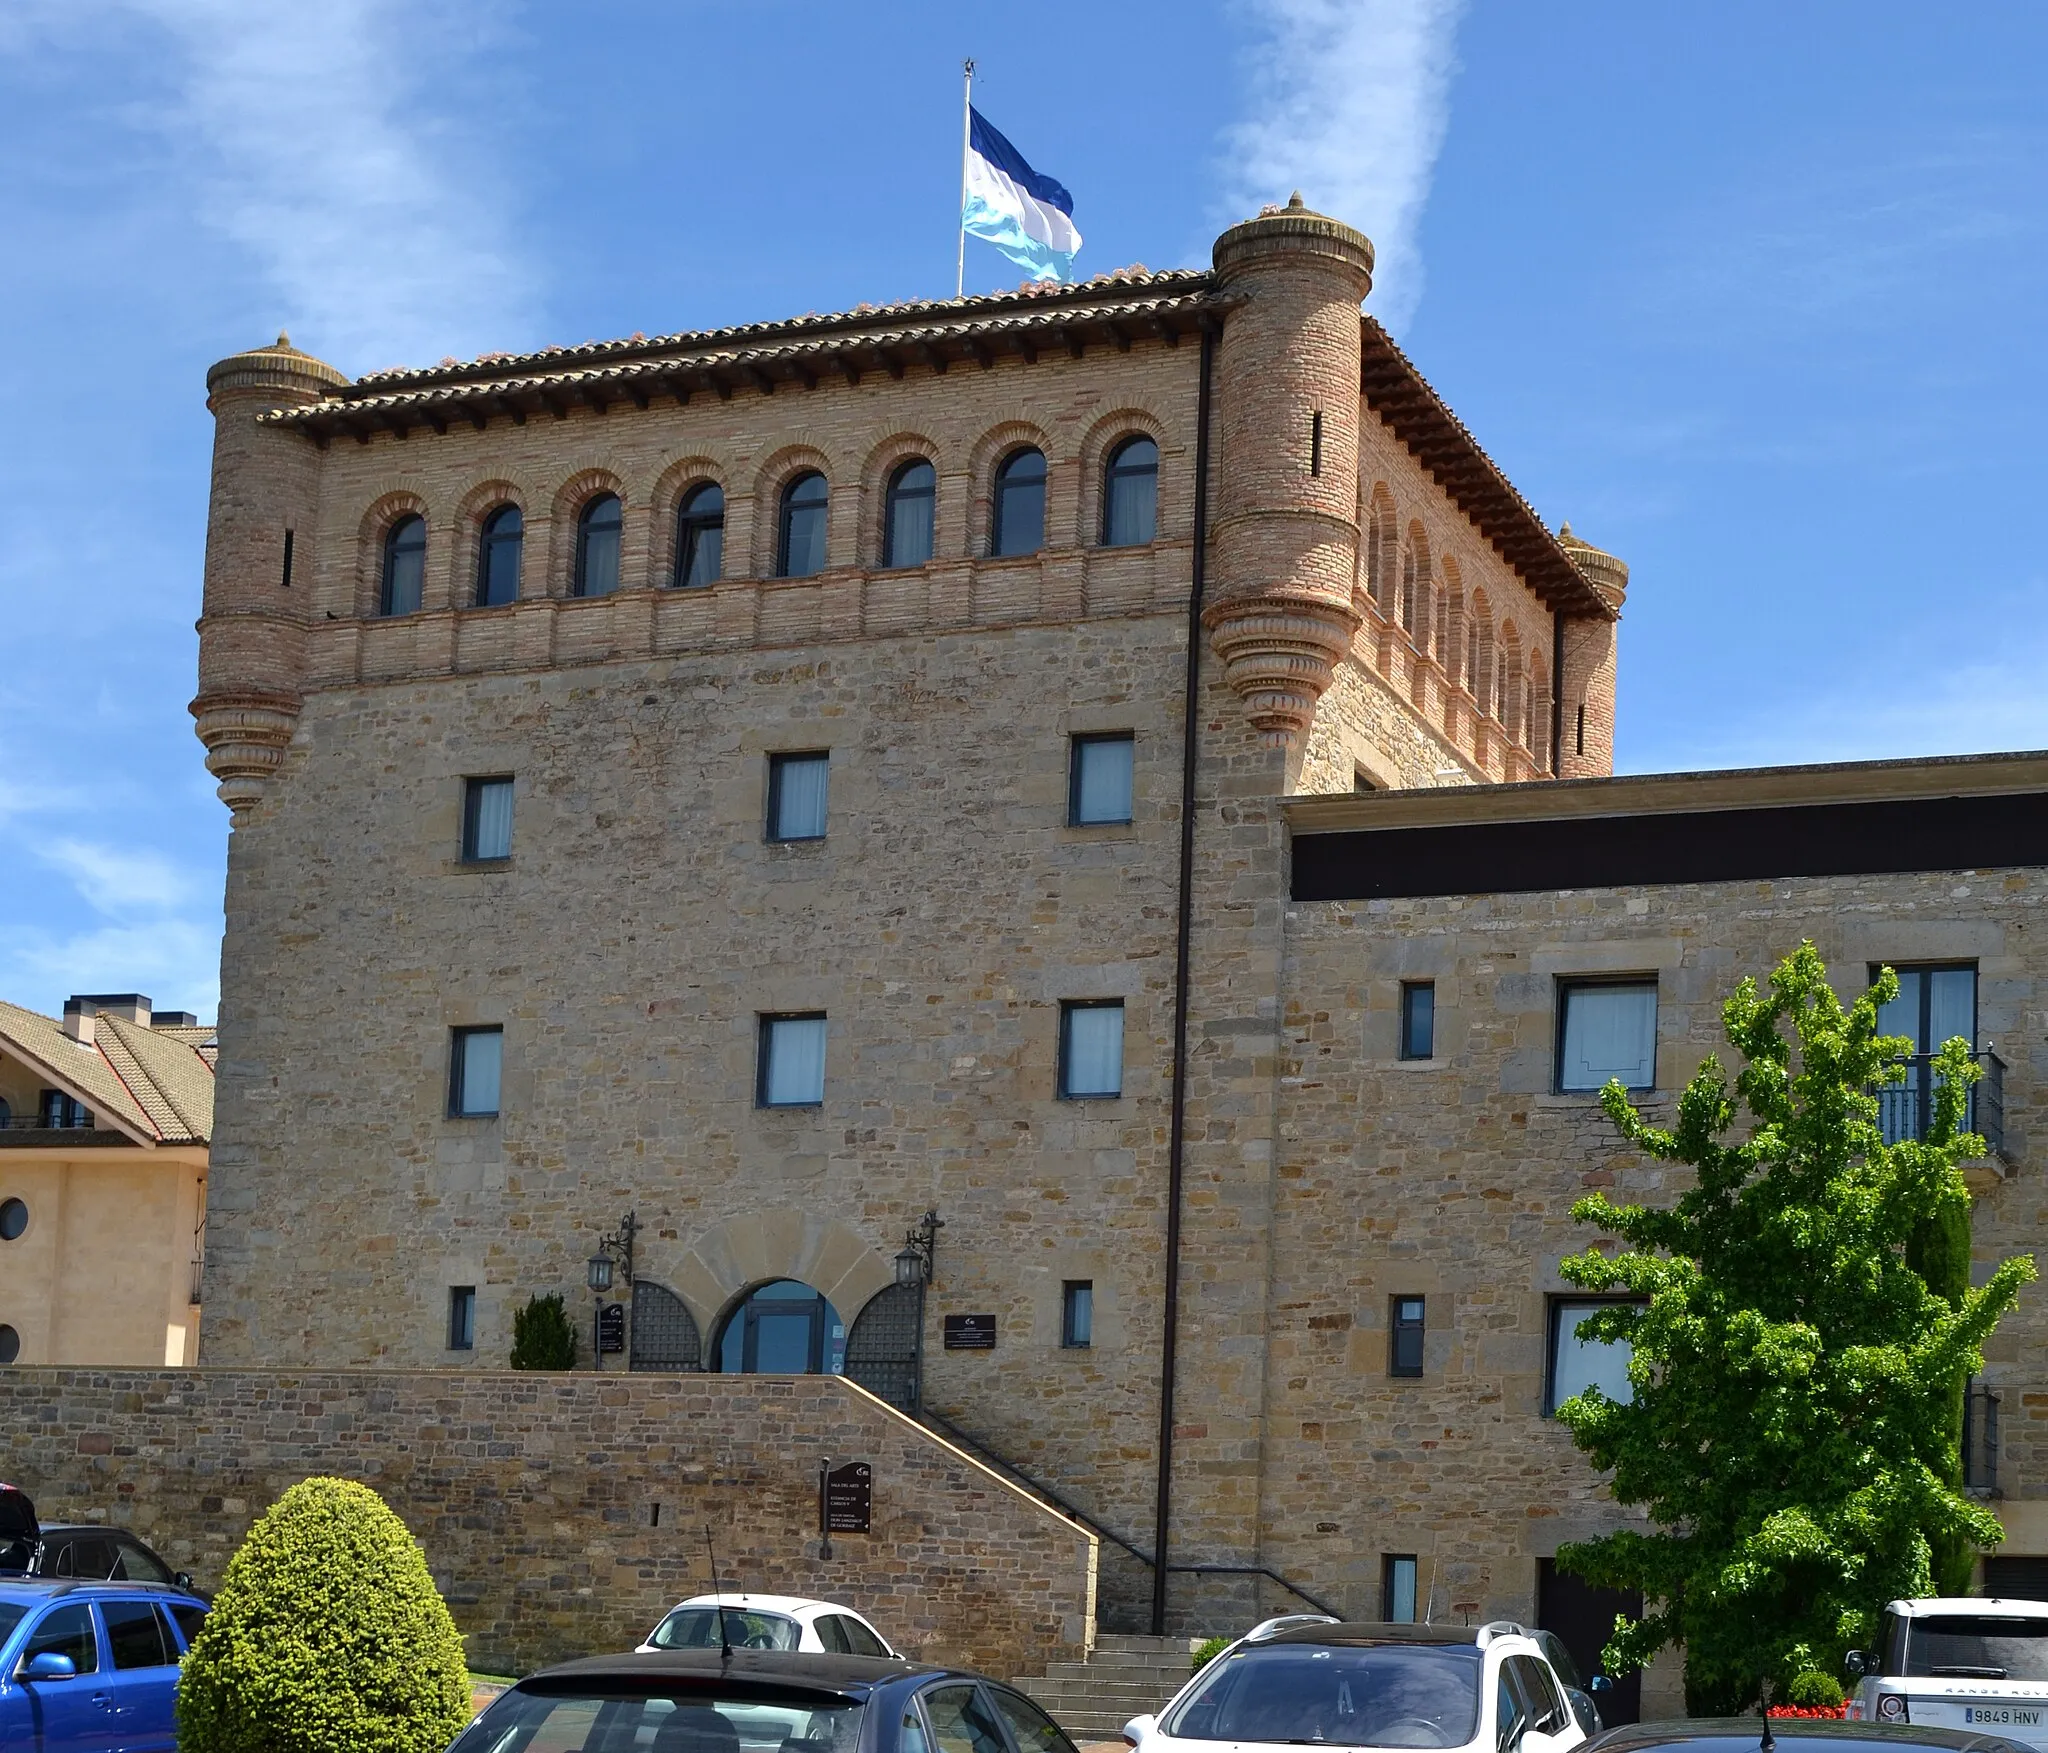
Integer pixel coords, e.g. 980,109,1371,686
1205,195,1376,744
1557,522,1629,613
192,334,346,815
1553,523,1629,779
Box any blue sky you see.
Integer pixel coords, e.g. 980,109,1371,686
2,0,2043,1022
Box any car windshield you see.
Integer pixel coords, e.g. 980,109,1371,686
1162,1642,1484,1748
0,1603,24,1644
1899,1616,2048,1681
449,1686,863,1753
650,1609,802,1652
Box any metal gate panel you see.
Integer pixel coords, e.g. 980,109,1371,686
629,1280,702,1372
845,1283,920,1408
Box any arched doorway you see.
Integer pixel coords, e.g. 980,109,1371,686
844,1283,921,1409
629,1280,702,1372
715,1280,846,1375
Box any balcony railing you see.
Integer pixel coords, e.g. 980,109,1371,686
0,1113,98,1131
1877,1051,2005,1157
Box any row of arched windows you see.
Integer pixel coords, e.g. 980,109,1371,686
375,437,1161,618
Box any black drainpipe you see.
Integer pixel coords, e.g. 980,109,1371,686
1153,318,1216,1636
1549,609,1567,778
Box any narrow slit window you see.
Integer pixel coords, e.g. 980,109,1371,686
280,528,294,589
1383,1555,1419,1623
1061,1281,1094,1349
767,753,830,842
1576,704,1586,756
461,777,514,862
1399,981,1435,1061
1390,1296,1425,1377
1310,410,1324,477
1059,1001,1124,1099
448,1286,476,1351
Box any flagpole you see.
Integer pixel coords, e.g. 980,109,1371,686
956,58,974,299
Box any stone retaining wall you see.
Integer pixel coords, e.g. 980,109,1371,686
0,1367,1097,1677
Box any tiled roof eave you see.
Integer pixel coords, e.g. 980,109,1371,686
1359,318,1614,621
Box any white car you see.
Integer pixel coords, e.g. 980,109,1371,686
1847,1597,2048,1748
639,1592,899,1660
1125,1617,1588,1753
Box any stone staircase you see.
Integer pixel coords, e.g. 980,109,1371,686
1017,1633,1211,1743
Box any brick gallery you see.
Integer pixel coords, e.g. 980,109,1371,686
6,196,2041,1694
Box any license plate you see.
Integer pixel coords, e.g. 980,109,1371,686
1965,1708,2044,1726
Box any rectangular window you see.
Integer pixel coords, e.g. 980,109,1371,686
1547,1298,1641,1414
1399,981,1435,1061
1062,1281,1094,1349
1069,733,1134,826
447,1286,476,1351
1383,1554,1419,1623
280,527,294,589
1872,962,1979,1144
1310,409,1325,477
758,1013,827,1107
461,776,514,861
767,752,830,842
38,1091,91,1128
1059,1001,1125,1099
448,1026,503,1117
1556,979,1658,1092
1389,1296,1425,1377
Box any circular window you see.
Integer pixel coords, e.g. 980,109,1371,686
0,1326,18,1365
0,1199,24,1242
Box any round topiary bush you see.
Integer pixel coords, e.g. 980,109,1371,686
176,1476,470,1753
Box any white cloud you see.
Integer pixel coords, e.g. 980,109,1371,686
7,0,534,371
40,841,196,916
1217,0,1468,330
3,921,221,1024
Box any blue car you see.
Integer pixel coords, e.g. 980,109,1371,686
0,1578,209,1752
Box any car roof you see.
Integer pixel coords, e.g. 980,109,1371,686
522,1648,949,1694
670,1594,848,1617
1262,1622,1491,1648
36,1525,150,1541
0,1579,200,1606
1889,1599,2048,1620
1588,1719,2031,1753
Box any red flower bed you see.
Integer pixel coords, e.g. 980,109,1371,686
1767,1706,1849,1719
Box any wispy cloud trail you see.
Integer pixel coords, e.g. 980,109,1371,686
1218,0,1468,330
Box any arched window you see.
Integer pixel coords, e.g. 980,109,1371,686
674,483,724,588
991,447,1046,557
1102,436,1159,546
777,471,829,578
883,459,936,569
574,493,622,597
715,1279,846,1375
474,504,522,608
379,513,426,617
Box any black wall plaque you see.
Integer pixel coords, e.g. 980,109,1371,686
943,1313,996,1351
825,1461,872,1533
597,1301,627,1354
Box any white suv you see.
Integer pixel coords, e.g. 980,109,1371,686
1125,1618,1588,1753
1847,1597,2048,1748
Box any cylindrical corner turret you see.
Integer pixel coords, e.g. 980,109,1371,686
1555,522,1629,779
192,335,346,816
1205,194,1375,743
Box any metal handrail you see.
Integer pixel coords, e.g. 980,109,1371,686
920,1408,1341,1619
1876,1049,2006,1156
0,1115,98,1131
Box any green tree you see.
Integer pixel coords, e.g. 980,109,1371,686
1554,942,2032,1715
510,1290,577,1370
176,1477,470,1753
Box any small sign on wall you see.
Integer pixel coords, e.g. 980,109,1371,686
943,1314,996,1351
597,1302,626,1354
824,1462,873,1534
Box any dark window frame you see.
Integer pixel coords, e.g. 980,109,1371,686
573,493,623,598
1067,732,1135,827
1553,975,1659,1094
1389,1295,1425,1378
674,482,725,588
1061,1281,1094,1349
448,1285,476,1351
766,752,831,843
1382,1552,1419,1623
448,1025,504,1119
1399,981,1436,1061
882,458,938,570
379,513,427,617
1868,960,1979,1051
1544,1293,1646,1416
777,471,830,578
1101,435,1160,548
991,447,1047,558
460,775,515,863
757,1012,829,1109
1058,999,1125,1101
475,503,523,608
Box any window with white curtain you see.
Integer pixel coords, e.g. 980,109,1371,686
449,1027,503,1117
1059,1001,1124,1099
461,777,514,861
1547,1299,1642,1413
767,753,829,842
1068,734,1134,826
1556,980,1658,1092
759,1014,827,1107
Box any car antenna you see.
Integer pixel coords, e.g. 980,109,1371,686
704,1524,732,1664
1759,1689,1775,1753
1424,1566,1439,1627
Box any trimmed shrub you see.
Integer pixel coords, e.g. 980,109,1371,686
510,1291,576,1370
1784,1671,1847,1711
176,1476,470,1753
1193,1635,1230,1673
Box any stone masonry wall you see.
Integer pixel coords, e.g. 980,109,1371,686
0,1368,1097,1676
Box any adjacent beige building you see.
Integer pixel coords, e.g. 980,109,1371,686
0,994,213,1367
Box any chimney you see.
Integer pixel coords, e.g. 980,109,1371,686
62,993,152,1045
151,1010,200,1029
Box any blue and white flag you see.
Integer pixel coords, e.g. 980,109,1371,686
963,107,1082,284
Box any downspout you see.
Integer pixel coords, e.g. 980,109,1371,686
1549,610,1566,777
1153,317,1216,1635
